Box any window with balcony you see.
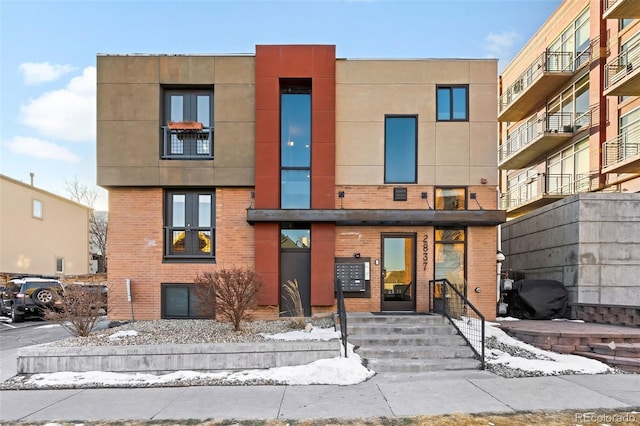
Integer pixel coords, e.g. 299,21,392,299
503,169,539,209
547,75,589,132
546,138,589,195
435,187,466,210
620,19,634,31
547,9,589,71
385,115,417,183
281,82,311,209
164,189,215,261
162,89,213,159
437,86,468,121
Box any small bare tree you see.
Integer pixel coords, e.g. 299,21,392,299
65,175,108,272
194,267,263,331
43,284,106,337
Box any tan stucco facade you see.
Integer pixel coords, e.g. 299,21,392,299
97,55,255,188
336,59,498,187
0,175,91,276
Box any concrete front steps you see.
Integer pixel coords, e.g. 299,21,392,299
346,313,481,373
574,342,640,373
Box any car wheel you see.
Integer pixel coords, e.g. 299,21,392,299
11,305,24,323
31,288,54,307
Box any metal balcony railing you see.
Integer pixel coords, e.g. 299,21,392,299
500,173,583,210
603,124,640,168
499,51,574,114
162,126,213,159
500,112,575,163
605,42,640,90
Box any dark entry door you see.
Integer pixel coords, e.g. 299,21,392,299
280,251,311,317
381,234,416,311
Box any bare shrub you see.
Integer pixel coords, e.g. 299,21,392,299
43,284,107,337
281,279,306,328
194,267,262,331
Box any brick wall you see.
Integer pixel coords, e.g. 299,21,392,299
107,187,255,320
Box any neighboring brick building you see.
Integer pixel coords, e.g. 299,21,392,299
97,45,505,322
498,0,640,323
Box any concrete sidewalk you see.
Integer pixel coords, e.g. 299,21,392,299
1,370,639,422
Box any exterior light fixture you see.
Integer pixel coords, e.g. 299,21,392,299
338,191,345,209
496,250,505,263
421,192,432,209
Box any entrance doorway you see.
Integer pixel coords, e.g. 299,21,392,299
381,234,416,311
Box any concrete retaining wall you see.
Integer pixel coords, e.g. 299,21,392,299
502,193,640,307
17,340,342,374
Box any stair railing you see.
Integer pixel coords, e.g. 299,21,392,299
429,278,485,369
335,279,349,357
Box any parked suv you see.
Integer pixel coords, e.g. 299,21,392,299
0,277,64,322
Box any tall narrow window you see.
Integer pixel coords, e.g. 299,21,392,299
437,86,468,121
281,83,311,209
164,189,215,261
385,115,417,184
55,257,64,274
434,228,466,293
162,89,213,159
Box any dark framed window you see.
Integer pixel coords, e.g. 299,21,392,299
164,189,215,261
162,88,214,159
281,82,311,209
437,85,469,121
161,284,211,319
385,115,417,184
434,228,466,294
435,187,467,210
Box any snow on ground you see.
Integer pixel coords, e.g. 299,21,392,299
15,320,615,388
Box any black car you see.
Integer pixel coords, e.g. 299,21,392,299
0,277,64,322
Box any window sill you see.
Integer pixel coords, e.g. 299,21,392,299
163,256,216,264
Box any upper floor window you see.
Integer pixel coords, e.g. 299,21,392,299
547,8,590,71
620,19,634,31
162,89,213,159
437,86,468,121
164,189,215,261
385,115,417,184
281,83,311,209
435,187,466,210
32,199,43,219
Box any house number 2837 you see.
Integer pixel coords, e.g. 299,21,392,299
422,234,429,271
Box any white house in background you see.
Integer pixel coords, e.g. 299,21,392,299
0,174,92,278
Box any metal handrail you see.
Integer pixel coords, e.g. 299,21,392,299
499,51,574,113
500,112,574,163
605,40,640,89
162,126,213,159
429,278,485,369
602,123,640,167
335,279,348,357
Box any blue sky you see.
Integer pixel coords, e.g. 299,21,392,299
0,0,561,211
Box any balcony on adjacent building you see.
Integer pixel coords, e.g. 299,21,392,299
498,50,590,123
604,44,640,96
602,125,640,174
603,0,640,19
501,173,592,216
499,111,590,170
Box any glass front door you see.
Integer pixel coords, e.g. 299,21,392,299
381,235,416,311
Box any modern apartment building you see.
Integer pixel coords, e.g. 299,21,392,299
0,174,92,278
97,45,505,322
498,0,640,323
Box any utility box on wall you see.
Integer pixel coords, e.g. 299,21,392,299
335,257,371,298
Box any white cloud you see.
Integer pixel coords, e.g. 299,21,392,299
19,62,75,85
482,30,522,59
19,66,96,142
5,136,81,163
